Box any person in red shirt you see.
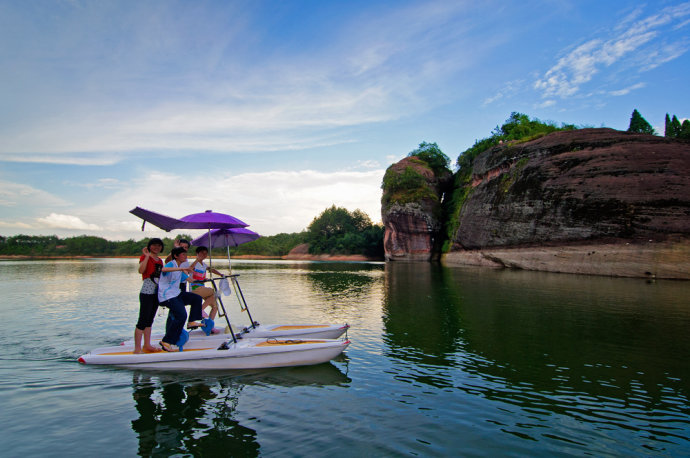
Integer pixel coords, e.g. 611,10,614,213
134,238,164,353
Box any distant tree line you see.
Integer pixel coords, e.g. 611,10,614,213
0,206,384,258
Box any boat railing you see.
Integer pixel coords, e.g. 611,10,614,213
196,274,260,343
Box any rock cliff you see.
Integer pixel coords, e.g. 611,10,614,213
383,128,690,279
381,156,451,261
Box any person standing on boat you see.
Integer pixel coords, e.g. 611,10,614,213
134,238,164,354
158,247,204,351
189,246,223,321
165,238,191,293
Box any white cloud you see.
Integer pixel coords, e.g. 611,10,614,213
534,3,690,99
36,213,102,231
0,1,499,163
72,168,385,240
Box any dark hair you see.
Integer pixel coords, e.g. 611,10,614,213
196,246,208,254
147,238,164,250
177,239,190,246
170,246,187,260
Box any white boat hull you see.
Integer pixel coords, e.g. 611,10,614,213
120,323,349,346
79,338,350,370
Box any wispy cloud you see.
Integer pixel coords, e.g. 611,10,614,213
534,2,690,99
0,180,68,207
0,1,489,163
482,80,525,106
608,82,646,96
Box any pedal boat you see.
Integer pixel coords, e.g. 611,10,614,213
79,337,350,370
120,322,350,346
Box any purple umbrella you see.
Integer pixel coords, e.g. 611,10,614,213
178,210,248,230
130,206,182,232
191,228,260,272
191,227,260,249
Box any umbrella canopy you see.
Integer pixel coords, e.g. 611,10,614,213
191,228,260,249
130,207,248,231
129,206,182,232
178,210,248,229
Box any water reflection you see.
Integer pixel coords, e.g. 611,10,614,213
131,373,258,457
129,363,351,456
382,263,690,447
304,263,382,299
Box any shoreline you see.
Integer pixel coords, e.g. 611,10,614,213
0,253,385,262
442,240,690,280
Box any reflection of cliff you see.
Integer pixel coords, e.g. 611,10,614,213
447,267,690,407
382,262,464,365
382,263,690,412
131,374,259,457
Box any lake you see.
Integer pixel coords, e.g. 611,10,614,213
0,258,688,456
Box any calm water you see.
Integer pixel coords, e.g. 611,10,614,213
0,258,688,457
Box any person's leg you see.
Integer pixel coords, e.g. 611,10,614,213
161,296,187,346
180,291,204,324
140,293,159,352
134,293,152,353
193,286,217,319
134,327,144,354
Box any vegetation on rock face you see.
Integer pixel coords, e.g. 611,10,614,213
305,205,384,257
441,113,580,252
456,112,577,177
627,109,656,135
381,142,451,210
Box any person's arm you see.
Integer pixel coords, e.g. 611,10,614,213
138,248,150,274
161,261,193,273
210,268,224,276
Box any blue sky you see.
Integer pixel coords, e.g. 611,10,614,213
1,0,689,240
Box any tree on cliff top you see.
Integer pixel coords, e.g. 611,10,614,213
408,142,451,175
627,109,656,135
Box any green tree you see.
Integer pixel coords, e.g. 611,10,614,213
305,205,382,256
627,109,656,135
407,142,451,175
672,115,682,138
665,114,672,137
681,119,690,140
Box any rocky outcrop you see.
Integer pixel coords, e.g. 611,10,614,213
381,157,451,261
443,128,690,279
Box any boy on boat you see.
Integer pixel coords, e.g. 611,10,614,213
158,247,204,352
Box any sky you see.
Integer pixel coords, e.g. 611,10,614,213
1,0,689,241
